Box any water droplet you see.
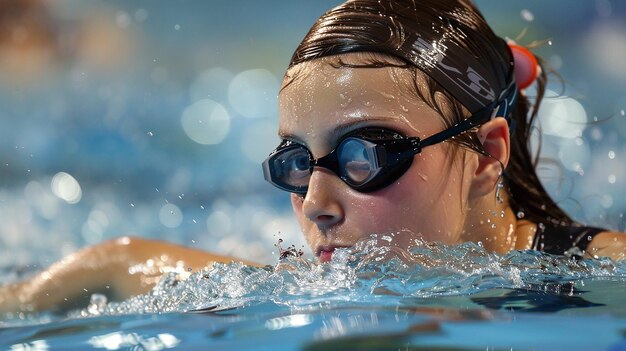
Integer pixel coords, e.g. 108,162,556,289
608,150,615,159
608,174,616,184
520,9,534,21
516,211,525,219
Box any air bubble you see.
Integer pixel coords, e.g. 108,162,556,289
516,211,525,219
608,150,615,159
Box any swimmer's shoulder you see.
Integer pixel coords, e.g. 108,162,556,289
587,231,626,261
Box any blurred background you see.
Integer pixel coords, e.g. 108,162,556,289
0,0,625,268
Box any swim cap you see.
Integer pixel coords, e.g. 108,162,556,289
291,0,517,118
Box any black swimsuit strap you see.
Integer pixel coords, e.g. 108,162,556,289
532,224,605,258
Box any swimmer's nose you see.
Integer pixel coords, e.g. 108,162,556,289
302,169,345,229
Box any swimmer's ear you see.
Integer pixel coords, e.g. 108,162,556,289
468,117,510,199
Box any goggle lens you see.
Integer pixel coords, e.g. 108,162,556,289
269,145,311,189
337,138,380,185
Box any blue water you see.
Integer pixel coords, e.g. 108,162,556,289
1,235,625,350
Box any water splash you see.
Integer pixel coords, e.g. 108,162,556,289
75,233,626,318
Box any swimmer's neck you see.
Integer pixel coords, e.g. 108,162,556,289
461,192,536,254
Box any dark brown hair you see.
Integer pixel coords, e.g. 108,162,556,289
285,0,573,226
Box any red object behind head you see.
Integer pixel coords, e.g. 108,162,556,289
509,43,539,90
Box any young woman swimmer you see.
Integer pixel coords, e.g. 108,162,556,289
1,0,624,314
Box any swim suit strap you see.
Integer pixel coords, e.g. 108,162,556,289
532,224,605,258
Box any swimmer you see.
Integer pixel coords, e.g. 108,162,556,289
1,0,624,314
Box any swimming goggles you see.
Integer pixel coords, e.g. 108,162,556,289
263,114,487,194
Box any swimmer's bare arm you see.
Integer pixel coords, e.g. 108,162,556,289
587,232,626,261
0,236,259,314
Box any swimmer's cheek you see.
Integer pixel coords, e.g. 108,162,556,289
586,232,626,261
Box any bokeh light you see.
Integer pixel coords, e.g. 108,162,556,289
228,69,279,119
159,203,183,229
537,92,588,139
50,172,82,204
181,99,231,145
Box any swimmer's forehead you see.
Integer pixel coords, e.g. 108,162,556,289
277,116,400,143
278,54,444,143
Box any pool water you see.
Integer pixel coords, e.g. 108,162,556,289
1,234,625,350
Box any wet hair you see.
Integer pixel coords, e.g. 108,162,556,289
285,0,573,226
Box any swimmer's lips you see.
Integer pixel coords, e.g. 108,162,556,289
316,245,350,262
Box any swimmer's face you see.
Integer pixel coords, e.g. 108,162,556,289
278,55,476,262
